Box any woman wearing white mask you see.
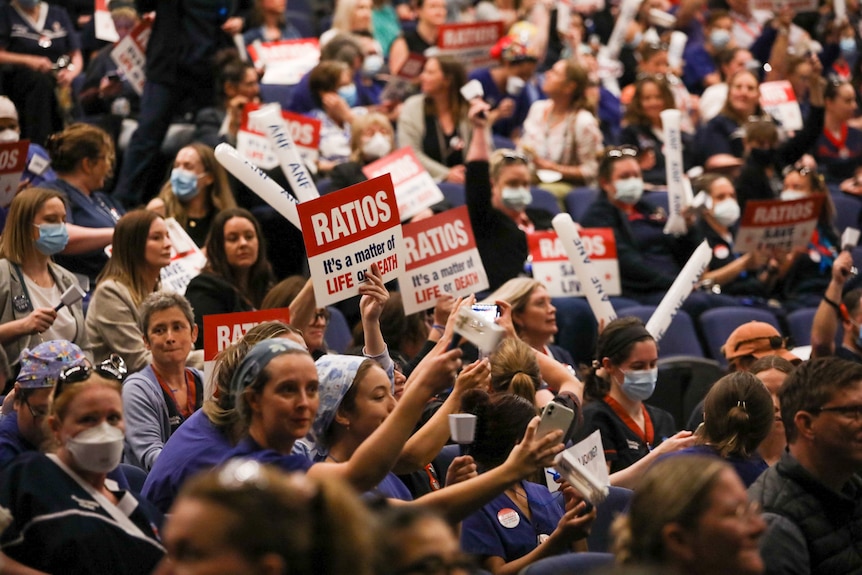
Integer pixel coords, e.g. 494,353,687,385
697,174,778,299
146,143,237,247
578,317,695,488
329,112,396,191
0,355,166,574
0,188,90,364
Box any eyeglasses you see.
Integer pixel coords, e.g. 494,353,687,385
604,146,639,159
55,354,127,398
395,554,478,575
21,393,49,419
732,335,794,352
807,404,862,420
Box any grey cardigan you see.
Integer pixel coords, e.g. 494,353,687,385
0,259,91,364
396,93,477,182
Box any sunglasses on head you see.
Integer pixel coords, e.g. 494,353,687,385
733,335,794,352
498,150,530,164
55,354,127,398
604,146,639,159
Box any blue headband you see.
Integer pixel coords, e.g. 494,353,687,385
229,338,309,400
311,354,367,446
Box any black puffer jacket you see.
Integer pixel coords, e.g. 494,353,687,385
748,452,862,575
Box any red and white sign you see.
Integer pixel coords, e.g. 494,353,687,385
297,175,404,306
159,218,206,295
527,229,621,298
399,207,489,314
202,308,292,362
735,196,825,253
248,38,320,85
753,0,818,12
0,140,29,207
237,103,321,171
362,147,444,221
436,21,504,70
760,80,803,131
94,0,118,42
110,19,151,95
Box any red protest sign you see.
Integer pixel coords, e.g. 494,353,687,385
202,308,291,361
527,228,621,298
400,206,488,313
0,140,29,207
735,196,825,253
297,175,404,306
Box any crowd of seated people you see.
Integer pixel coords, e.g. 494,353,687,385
1,0,862,572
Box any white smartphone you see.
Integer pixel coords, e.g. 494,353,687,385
536,402,575,439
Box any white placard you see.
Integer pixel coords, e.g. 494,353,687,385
645,240,711,341
735,196,824,253
237,103,321,172
545,430,609,492
297,175,403,307
159,218,206,294
760,80,803,132
109,20,151,95
551,214,617,325
527,229,620,298
248,38,320,85
94,0,118,43
248,104,319,202
214,143,302,230
661,109,688,236
399,206,489,314
363,147,445,221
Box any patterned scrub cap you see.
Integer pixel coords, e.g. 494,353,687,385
311,355,367,446
16,340,86,389
229,338,309,400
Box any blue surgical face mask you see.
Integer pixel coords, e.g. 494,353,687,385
501,186,532,210
710,28,731,49
840,37,856,55
170,168,200,201
16,0,39,9
338,83,358,107
620,368,658,401
613,177,644,205
33,222,69,256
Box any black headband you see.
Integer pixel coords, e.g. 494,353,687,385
600,323,653,361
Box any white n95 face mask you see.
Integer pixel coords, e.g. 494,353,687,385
65,421,124,473
361,132,392,160
712,198,741,227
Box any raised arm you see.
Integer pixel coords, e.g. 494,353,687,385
309,348,463,491
811,250,853,357
411,417,565,523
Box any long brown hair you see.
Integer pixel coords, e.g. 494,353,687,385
157,143,236,229
423,56,467,122
203,208,274,308
96,210,162,306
